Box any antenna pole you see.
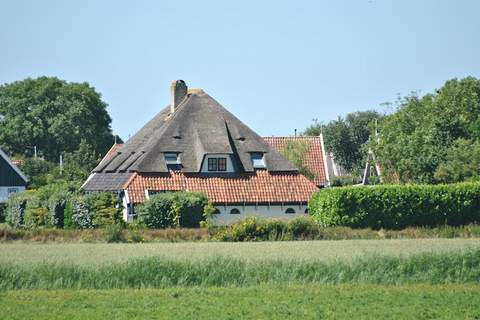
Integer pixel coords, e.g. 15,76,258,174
59,153,63,175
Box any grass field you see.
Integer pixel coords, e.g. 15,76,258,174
1,238,480,265
1,240,479,318
1,284,479,320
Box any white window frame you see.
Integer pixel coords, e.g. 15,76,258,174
164,152,180,164
251,152,266,168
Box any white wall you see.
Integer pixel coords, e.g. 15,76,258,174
200,154,235,173
0,186,26,203
210,204,309,225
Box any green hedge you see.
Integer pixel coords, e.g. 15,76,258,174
137,192,208,229
309,183,480,229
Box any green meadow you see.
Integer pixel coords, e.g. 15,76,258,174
1,285,479,320
1,239,479,319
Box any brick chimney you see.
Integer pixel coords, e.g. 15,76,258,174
170,80,188,114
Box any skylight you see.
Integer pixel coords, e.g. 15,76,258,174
251,152,265,168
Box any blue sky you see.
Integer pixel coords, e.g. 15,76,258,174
1,0,479,140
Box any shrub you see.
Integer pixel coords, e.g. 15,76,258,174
24,200,51,229
71,196,94,229
48,191,71,228
309,183,480,229
213,216,320,241
286,216,319,239
5,191,37,229
70,192,122,229
137,192,208,229
103,224,125,243
137,193,176,228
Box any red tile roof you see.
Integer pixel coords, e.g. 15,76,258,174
263,136,327,186
125,170,318,204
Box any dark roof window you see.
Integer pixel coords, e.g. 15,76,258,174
208,157,227,172
251,153,266,168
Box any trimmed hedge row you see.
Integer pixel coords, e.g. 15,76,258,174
136,192,208,229
309,183,480,229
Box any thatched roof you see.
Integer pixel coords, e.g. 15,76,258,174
92,90,296,174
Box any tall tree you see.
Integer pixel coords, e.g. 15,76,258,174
304,110,382,172
372,77,480,183
0,77,115,160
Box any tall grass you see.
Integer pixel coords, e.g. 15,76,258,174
1,249,479,289
1,221,480,243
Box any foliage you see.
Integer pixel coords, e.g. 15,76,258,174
19,158,56,188
2,223,480,242
103,224,125,243
304,111,382,172
331,174,360,186
24,207,51,229
71,196,95,229
372,77,480,183
5,191,36,228
137,192,208,229
212,216,320,241
434,139,480,183
280,140,315,180
71,192,122,229
309,183,480,229
137,193,177,228
0,76,116,161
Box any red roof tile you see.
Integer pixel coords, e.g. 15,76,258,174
263,136,327,186
125,170,318,204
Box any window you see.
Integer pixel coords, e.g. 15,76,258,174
218,158,227,171
164,153,180,164
7,188,18,194
208,157,227,171
285,208,296,214
212,208,221,215
208,158,217,171
304,208,309,214
230,208,241,214
251,153,265,168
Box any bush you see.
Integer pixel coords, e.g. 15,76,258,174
137,192,208,229
309,183,480,229
71,196,94,229
71,192,122,229
24,205,51,229
286,216,319,239
103,224,125,243
213,216,320,241
5,191,37,229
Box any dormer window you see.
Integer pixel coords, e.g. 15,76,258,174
164,152,180,164
251,152,266,168
208,157,227,171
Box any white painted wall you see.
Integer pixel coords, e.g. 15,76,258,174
210,204,309,225
0,186,26,203
201,154,235,173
